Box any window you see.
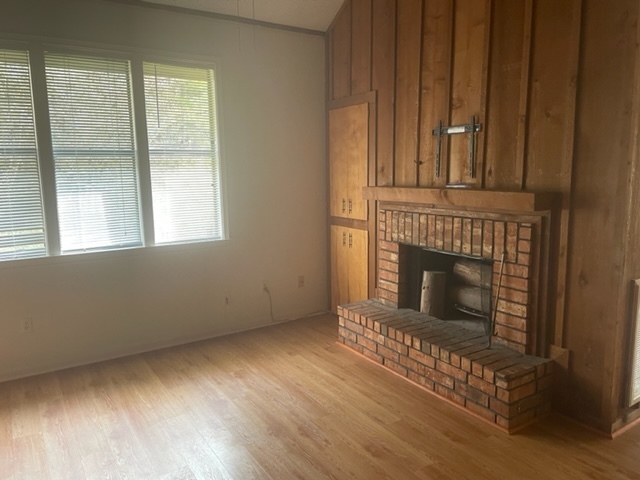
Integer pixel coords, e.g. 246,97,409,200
45,53,141,253
0,49,46,261
144,62,223,244
0,46,224,262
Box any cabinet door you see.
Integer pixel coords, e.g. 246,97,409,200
330,225,350,312
329,103,368,220
347,228,369,302
346,103,368,220
331,226,369,312
329,110,349,218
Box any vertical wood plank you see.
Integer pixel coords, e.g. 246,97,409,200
372,0,396,186
326,30,333,104
515,0,534,189
484,0,528,189
351,0,372,95
332,2,352,100
533,0,600,420
393,0,423,186
525,0,581,390
474,0,493,188
524,0,578,193
418,0,454,188
448,0,488,186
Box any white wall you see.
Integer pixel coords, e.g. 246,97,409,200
0,0,328,381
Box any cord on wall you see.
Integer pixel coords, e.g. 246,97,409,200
263,284,275,322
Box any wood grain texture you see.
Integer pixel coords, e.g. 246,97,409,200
331,225,349,311
371,0,396,186
542,0,581,360
484,0,527,190
563,0,637,429
475,0,493,189
609,0,640,433
393,0,423,186
331,1,351,100
331,225,368,312
524,0,578,192
448,0,488,186
349,227,369,303
1,315,640,479
350,0,372,95
329,103,369,221
515,0,534,190
418,0,453,188
329,108,349,218
363,186,557,213
347,103,369,221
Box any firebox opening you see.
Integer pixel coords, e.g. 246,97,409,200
402,246,493,334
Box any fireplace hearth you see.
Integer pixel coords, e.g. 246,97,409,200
337,188,557,432
338,300,553,432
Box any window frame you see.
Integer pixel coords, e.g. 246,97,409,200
141,59,225,245
0,40,227,262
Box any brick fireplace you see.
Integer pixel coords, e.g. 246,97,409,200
377,204,539,353
337,188,557,432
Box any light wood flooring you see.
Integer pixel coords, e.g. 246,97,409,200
1,313,639,479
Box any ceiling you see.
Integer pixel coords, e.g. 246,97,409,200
139,0,344,32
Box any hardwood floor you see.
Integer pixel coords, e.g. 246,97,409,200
1,313,639,480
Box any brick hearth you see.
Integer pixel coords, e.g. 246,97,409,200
338,300,553,433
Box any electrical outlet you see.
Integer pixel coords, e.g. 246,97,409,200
21,317,34,334
298,275,305,288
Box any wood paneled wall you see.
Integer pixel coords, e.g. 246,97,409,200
329,0,579,191
327,0,640,434
564,0,640,433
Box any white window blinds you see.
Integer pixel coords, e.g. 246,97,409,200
44,53,141,253
143,62,223,244
0,49,46,260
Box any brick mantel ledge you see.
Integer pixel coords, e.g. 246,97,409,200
362,187,558,213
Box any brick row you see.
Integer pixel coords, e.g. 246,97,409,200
382,210,533,265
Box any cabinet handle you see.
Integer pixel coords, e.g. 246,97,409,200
342,232,346,246
348,199,352,214
342,198,346,213
349,233,353,248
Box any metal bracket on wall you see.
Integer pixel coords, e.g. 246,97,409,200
432,116,483,179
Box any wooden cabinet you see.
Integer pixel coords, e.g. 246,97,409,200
330,226,368,312
329,103,368,220
328,98,371,313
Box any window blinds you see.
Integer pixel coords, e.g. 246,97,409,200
44,53,141,253
0,49,46,260
143,62,223,244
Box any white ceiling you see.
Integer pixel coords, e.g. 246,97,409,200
139,0,344,32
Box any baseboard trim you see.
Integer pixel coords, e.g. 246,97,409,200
0,310,329,384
